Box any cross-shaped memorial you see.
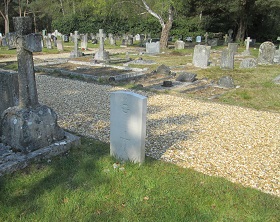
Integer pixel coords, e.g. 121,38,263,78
70,31,82,58
93,29,110,62
242,37,252,56
1,17,64,153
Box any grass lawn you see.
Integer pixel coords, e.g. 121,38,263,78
0,137,279,221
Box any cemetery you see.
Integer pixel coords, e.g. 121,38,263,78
0,0,280,219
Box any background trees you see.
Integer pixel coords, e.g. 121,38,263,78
0,0,279,43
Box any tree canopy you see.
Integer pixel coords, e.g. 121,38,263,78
1,0,280,43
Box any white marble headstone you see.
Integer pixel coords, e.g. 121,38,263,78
146,42,160,54
192,45,211,68
110,91,147,163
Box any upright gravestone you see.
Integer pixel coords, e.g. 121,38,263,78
196,36,202,44
46,37,52,49
228,43,238,54
6,32,17,50
121,34,128,47
80,34,88,50
56,39,63,51
220,48,234,70
1,16,64,153
110,91,147,163
70,31,82,58
108,33,116,45
146,41,160,54
0,70,19,126
242,37,252,56
192,45,211,68
258,41,276,65
175,40,185,50
228,29,233,42
223,34,229,45
94,29,110,62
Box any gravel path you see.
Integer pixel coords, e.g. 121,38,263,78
36,74,280,197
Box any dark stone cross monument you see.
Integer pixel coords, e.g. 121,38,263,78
1,17,65,153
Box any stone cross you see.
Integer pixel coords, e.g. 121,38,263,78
245,37,252,51
96,29,106,52
223,34,228,44
73,31,79,54
204,32,209,44
13,17,42,108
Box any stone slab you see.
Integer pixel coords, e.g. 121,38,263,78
0,132,80,176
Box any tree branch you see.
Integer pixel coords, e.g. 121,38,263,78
141,0,165,28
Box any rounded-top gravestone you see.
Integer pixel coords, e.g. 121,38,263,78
258,41,276,65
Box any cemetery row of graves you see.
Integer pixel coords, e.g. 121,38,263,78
0,18,279,221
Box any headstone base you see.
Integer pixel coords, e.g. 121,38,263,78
1,105,64,153
94,50,110,62
70,51,83,58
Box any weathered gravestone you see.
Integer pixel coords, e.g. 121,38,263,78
220,48,234,70
70,31,82,58
176,72,197,82
6,32,17,50
239,58,257,68
108,33,116,45
273,50,280,64
1,17,65,153
146,41,160,54
1,37,7,47
0,70,19,132
94,29,110,62
228,43,238,54
217,76,235,88
192,45,211,68
80,34,88,50
258,41,276,65
110,91,147,163
45,37,52,49
56,40,63,51
175,40,185,50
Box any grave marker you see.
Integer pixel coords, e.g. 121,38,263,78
110,91,147,163
258,41,276,65
242,37,252,56
94,29,110,62
146,41,160,54
220,48,234,70
192,45,211,68
1,17,64,152
70,31,82,58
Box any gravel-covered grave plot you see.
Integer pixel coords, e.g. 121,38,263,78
36,74,280,197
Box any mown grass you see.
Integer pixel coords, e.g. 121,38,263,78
0,137,279,221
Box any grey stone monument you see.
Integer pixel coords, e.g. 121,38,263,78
220,48,234,70
174,40,185,50
192,45,211,68
80,34,88,50
110,91,147,163
70,31,82,58
1,17,65,153
258,41,276,65
146,41,160,54
94,29,110,62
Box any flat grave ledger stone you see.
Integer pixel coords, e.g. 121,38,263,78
220,48,234,70
146,41,160,54
258,41,276,65
110,91,147,163
1,16,65,153
192,45,211,68
239,58,257,68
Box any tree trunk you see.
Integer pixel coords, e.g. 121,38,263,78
236,18,246,42
160,20,172,49
4,15,9,34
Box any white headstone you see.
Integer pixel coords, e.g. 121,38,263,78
110,91,147,163
56,40,63,51
175,40,185,50
146,41,160,54
192,45,211,68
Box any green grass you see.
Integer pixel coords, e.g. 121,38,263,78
0,137,279,221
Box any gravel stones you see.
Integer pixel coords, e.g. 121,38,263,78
36,75,280,197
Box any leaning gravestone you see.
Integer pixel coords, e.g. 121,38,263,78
258,41,276,65
1,17,65,153
192,45,211,68
220,48,234,70
110,91,147,163
146,41,160,54
239,58,257,68
176,72,197,82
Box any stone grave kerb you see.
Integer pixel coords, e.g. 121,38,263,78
1,17,65,153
